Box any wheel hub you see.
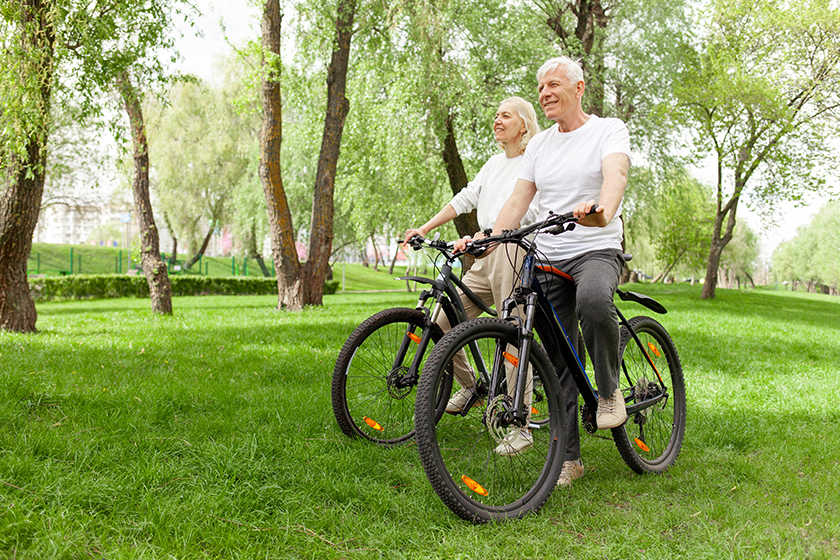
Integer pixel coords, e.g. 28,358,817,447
484,395,513,444
386,366,414,399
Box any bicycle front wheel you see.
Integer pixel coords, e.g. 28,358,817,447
415,318,564,522
332,307,450,446
612,315,686,474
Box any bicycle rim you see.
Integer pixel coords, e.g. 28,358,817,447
613,315,686,474
415,318,564,522
332,308,447,445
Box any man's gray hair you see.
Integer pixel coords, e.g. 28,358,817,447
536,56,584,84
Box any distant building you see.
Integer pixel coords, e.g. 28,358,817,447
34,203,142,248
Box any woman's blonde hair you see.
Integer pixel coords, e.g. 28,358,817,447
497,96,541,155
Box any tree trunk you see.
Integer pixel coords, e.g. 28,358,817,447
117,70,172,315
619,265,631,285
441,113,478,273
702,243,725,298
184,224,215,270
246,221,271,277
162,212,178,263
370,233,380,271
0,0,55,333
388,248,398,275
300,0,357,307
259,0,302,309
441,114,480,239
702,187,740,299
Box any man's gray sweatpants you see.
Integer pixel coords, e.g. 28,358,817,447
537,248,624,462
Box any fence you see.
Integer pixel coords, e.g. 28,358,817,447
27,244,275,278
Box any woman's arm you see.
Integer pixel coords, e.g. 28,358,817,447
403,204,458,245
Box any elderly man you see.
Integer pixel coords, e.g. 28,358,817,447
459,56,631,487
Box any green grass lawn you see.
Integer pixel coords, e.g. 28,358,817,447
1,285,838,558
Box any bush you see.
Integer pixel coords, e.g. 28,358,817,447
29,274,337,301
325,280,341,295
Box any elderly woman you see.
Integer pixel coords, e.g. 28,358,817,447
403,96,540,455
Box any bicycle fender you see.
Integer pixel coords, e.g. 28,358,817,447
616,290,667,315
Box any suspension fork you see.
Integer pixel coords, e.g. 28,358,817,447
510,292,539,425
486,291,538,426
393,282,450,388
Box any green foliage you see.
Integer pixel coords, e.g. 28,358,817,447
146,77,254,256
772,201,840,292
29,275,280,301
671,0,840,296
653,170,715,278
673,0,840,203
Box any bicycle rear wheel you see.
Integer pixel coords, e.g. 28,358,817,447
332,307,451,445
415,318,564,522
612,316,686,474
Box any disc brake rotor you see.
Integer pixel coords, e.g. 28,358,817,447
386,366,413,399
485,394,512,445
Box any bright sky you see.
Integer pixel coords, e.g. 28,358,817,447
170,1,826,263
171,0,261,83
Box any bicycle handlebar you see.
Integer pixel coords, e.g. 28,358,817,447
399,234,458,260
460,204,600,256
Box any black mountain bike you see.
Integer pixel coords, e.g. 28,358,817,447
414,211,686,522
331,234,498,445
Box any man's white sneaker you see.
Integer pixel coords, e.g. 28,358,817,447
597,388,628,429
494,428,534,456
445,387,483,414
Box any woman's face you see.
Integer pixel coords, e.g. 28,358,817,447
493,102,526,147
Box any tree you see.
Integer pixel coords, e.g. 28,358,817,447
0,0,193,328
717,222,758,289
536,0,693,130
771,202,840,295
0,1,57,332
650,170,713,283
259,0,357,310
674,0,840,299
117,71,172,314
147,80,252,268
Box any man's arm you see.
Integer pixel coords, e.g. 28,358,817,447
574,153,631,226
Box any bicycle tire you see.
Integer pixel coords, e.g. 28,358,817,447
612,315,686,474
332,307,451,446
415,317,565,522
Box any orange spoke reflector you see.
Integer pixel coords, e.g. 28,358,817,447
363,417,383,431
531,406,539,415
634,438,650,452
503,352,519,367
461,475,489,496
408,332,422,344
647,342,661,357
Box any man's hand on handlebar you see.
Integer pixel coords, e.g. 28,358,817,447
573,200,608,227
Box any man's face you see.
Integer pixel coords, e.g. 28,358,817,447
537,67,582,123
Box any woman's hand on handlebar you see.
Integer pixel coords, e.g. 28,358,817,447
402,227,427,247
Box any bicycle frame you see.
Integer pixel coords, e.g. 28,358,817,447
483,243,670,432
388,240,497,389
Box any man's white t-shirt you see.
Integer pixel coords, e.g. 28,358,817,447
519,115,631,261
450,153,539,231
